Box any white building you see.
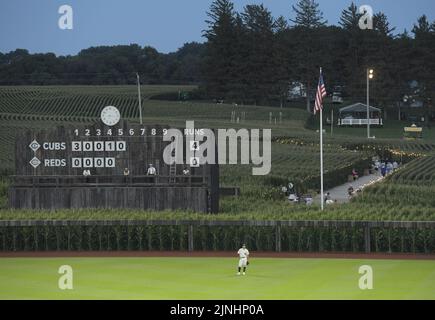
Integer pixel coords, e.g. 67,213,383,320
337,103,383,126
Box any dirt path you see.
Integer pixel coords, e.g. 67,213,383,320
1,251,434,260
315,172,384,204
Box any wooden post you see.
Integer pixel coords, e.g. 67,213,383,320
188,225,194,252
331,109,334,136
12,228,17,251
275,225,282,252
364,224,371,253
34,227,38,251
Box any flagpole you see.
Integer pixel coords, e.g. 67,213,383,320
319,68,324,211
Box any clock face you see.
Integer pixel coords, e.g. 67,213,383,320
101,106,121,126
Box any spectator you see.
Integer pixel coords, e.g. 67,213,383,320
386,162,393,174
326,198,334,205
182,166,190,183
374,160,380,171
347,186,354,197
380,163,386,177
393,161,399,171
147,164,156,175
288,193,298,203
352,168,359,180
305,195,313,206
123,168,130,176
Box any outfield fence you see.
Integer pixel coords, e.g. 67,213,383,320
0,220,434,254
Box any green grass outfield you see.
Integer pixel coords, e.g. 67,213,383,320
0,257,434,300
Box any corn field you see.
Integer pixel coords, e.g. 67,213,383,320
1,220,434,253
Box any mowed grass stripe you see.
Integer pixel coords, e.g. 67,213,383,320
0,258,434,300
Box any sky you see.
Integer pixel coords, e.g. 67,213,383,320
0,0,434,56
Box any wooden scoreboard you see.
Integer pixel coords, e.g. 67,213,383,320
9,107,219,213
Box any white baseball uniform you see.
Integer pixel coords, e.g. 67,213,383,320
147,166,156,175
237,248,249,267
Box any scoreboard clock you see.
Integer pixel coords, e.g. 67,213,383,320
100,106,121,126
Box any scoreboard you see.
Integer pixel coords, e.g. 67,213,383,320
17,122,171,176
9,108,219,213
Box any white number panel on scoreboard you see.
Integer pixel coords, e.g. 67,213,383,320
71,141,127,152
71,157,116,168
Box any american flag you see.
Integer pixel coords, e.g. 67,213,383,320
314,69,327,115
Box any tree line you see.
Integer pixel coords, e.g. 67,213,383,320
0,0,434,113
203,0,435,111
0,42,205,85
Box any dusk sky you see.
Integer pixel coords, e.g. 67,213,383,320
1,0,434,56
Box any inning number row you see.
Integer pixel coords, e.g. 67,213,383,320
74,128,168,136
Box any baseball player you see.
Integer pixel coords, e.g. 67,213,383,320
147,164,156,175
237,244,250,275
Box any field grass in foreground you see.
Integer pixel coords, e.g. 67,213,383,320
0,258,434,300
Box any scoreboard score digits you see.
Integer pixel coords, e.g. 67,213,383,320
71,141,126,152
71,157,115,168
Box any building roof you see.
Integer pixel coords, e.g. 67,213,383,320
339,103,381,113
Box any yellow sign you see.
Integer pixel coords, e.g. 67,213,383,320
404,127,423,133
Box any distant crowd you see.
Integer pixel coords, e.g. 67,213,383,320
282,156,401,206
347,157,401,198
372,158,400,177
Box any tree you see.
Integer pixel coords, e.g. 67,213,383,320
274,15,288,32
204,0,236,41
0,44,205,85
339,2,361,30
202,0,240,99
411,15,435,123
168,42,205,83
273,16,291,108
240,4,276,104
290,0,327,29
373,12,396,37
290,0,327,112
412,15,431,39
366,13,396,115
338,2,365,100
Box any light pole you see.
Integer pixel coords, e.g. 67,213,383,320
136,72,143,125
367,68,374,139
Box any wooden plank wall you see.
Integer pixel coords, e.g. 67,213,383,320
10,121,219,213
